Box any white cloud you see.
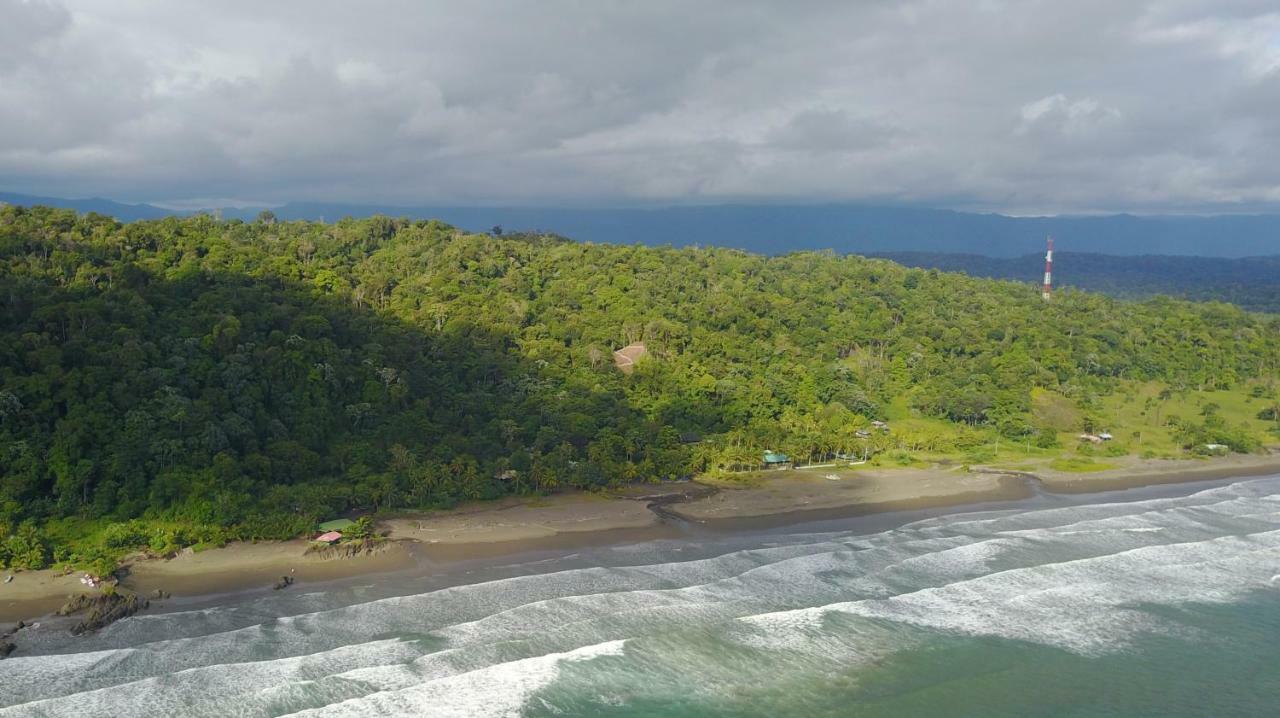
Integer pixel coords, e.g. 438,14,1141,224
1,0,1279,212
1018,95,1122,135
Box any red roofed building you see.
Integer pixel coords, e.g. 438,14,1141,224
314,531,343,543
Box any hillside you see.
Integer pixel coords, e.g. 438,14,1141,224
1,205,1278,571
876,252,1280,313
7,192,1280,257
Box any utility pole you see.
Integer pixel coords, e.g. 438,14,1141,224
1042,236,1054,301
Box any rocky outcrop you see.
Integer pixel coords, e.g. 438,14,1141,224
59,591,148,635
623,482,720,522
304,538,390,560
1,619,27,658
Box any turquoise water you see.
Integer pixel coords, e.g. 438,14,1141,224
2,476,1279,717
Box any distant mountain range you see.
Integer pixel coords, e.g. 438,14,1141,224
874,251,1280,313
2,190,1279,258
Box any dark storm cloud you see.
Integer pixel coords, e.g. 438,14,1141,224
1,0,1279,212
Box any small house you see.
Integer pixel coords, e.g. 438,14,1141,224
495,469,518,482
679,432,703,445
763,451,791,468
313,531,343,544
855,429,872,439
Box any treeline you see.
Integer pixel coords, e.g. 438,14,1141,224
1,206,1278,569
875,251,1280,313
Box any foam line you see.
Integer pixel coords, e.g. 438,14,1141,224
278,640,628,718
744,529,1280,654
4,477,1277,714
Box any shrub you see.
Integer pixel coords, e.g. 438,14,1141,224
346,516,375,540
964,447,996,464
1,525,52,570
1033,429,1060,449
101,521,150,550
1102,442,1129,457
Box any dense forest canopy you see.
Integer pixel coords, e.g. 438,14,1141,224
1,205,1278,570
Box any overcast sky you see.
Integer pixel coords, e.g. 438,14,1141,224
2,0,1280,213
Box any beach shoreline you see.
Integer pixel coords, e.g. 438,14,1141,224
3,451,1279,627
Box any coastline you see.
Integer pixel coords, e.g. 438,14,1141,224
3,451,1279,627
1030,453,1280,492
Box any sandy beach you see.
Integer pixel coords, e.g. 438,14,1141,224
1027,453,1280,492
668,466,1029,522
3,450,1279,625
0,539,416,624
381,492,661,544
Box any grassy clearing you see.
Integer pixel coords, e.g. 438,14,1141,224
1032,388,1082,431
683,382,1274,489
1094,380,1277,455
1048,457,1118,473
848,381,1273,476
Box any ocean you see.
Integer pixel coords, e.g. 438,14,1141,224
2,475,1279,717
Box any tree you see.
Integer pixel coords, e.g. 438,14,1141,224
0,205,1276,569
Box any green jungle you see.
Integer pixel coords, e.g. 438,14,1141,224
2,205,1278,573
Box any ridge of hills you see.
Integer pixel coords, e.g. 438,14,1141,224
0,205,1276,571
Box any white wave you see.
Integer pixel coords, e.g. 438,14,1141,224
7,477,1278,715
919,477,1280,537
279,640,627,718
0,638,425,718
744,529,1280,655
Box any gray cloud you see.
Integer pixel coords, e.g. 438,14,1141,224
1,0,1279,212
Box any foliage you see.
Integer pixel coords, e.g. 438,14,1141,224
1048,457,1117,473
0,206,1277,565
346,516,375,540
0,523,51,569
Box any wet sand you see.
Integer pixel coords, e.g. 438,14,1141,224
0,540,417,625
670,467,1030,523
381,492,661,544
3,451,1278,624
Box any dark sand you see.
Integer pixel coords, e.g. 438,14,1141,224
3,452,1278,624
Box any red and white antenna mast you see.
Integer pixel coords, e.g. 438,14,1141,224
1041,236,1054,301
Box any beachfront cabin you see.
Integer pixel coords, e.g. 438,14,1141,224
763,451,792,469
318,518,356,533
313,531,343,544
